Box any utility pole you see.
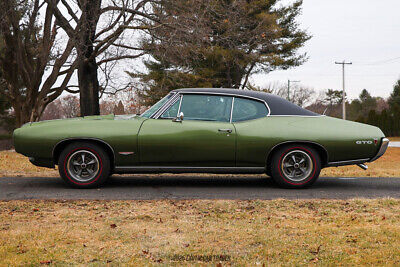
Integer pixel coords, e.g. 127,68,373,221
335,61,352,120
287,80,300,101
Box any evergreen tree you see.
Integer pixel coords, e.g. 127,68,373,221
389,80,400,114
137,0,310,105
324,89,342,106
359,89,377,118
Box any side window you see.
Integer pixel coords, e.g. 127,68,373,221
232,98,269,122
160,98,180,119
141,93,175,118
180,94,233,122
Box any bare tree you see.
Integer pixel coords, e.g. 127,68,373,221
100,99,115,115
41,95,80,120
61,95,80,118
0,0,76,127
290,86,316,107
250,82,315,107
44,0,159,116
40,99,62,120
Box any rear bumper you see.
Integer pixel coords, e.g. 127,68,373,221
326,137,389,167
369,137,389,162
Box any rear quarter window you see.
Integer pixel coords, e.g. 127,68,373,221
232,98,269,122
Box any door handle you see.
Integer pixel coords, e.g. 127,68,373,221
218,129,233,133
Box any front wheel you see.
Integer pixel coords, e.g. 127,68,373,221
270,145,321,189
58,142,110,188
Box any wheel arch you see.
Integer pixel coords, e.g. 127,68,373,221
53,138,115,169
266,141,329,171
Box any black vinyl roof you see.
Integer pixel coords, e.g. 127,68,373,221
172,88,318,116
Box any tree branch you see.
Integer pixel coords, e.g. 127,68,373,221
97,53,146,65
60,0,79,22
44,0,75,38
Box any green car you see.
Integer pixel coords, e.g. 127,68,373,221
13,88,389,189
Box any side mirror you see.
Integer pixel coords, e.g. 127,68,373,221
173,112,184,122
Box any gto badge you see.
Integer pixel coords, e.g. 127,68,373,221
356,140,373,145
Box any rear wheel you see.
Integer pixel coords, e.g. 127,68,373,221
58,142,110,188
270,145,321,189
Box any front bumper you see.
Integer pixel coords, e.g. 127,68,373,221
369,137,389,162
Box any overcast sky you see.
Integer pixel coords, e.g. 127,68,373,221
252,0,400,100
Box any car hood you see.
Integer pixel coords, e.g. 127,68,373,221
20,114,140,128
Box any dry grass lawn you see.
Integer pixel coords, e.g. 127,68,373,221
1,148,400,178
1,146,400,265
0,151,58,177
1,199,400,266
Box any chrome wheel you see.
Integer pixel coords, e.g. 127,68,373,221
67,150,100,182
281,150,313,182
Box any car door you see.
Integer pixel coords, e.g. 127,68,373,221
231,97,271,167
138,94,236,167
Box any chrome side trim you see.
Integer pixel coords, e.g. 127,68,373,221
177,94,183,116
268,115,324,118
147,89,324,120
119,152,134,156
229,97,235,123
369,137,389,162
114,166,265,174
326,158,370,167
52,137,116,164
154,94,182,119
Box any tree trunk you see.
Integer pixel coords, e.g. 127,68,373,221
78,59,100,116
77,0,101,117
13,103,32,128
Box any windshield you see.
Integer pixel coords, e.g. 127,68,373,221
140,93,175,118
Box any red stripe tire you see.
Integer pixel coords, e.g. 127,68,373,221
270,144,321,189
58,142,110,189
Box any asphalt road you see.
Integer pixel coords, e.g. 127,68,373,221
1,176,400,200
